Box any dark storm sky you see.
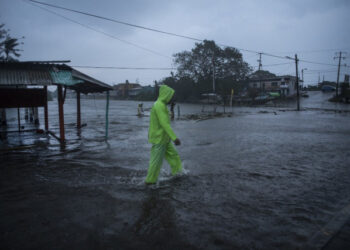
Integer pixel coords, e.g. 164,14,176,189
1,0,349,86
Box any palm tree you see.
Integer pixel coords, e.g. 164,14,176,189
0,24,23,61
0,24,7,61
1,36,22,61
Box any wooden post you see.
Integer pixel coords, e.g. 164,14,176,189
105,91,110,140
76,91,81,129
335,51,342,97
295,54,300,111
57,85,65,143
25,108,28,120
17,108,21,132
44,86,49,131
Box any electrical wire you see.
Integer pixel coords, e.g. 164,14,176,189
25,0,297,60
27,0,203,42
72,66,176,70
25,1,171,59
298,59,347,67
252,62,293,68
267,48,350,54
25,0,350,68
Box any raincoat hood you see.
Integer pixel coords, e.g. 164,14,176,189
158,85,175,104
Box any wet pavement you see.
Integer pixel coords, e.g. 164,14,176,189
1,91,350,249
323,218,350,250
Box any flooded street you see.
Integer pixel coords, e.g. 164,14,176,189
1,91,350,249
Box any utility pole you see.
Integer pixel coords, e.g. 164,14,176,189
301,68,307,89
212,54,216,112
294,54,300,111
258,53,262,71
212,55,215,93
334,52,346,97
258,53,262,90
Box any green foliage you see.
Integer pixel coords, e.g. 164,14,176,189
174,40,251,82
163,76,198,102
0,24,23,61
135,90,156,101
164,40,252,102
250,70,276,79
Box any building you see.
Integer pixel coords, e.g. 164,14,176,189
113,81,141,97
248,75,302,97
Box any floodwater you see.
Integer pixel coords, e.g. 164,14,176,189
1,91,350,249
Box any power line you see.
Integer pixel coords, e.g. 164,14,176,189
27,0,203,42
306,68,339,71
298,59,347,67
26,0,350,68
304,71,338,74
26,0,295,60
72,66,176,70
268,48,350,54
273,63,295,75
252,62,293,68
25,0,171,59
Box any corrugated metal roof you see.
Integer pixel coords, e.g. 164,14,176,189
0,69,53,86
71,69,112,93
0,61,112,93
50,70,83,86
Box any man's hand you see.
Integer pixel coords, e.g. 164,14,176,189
174,138,181,146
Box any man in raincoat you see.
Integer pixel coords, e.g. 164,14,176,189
145,85,182,184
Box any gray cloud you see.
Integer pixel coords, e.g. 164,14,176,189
1,0,349,86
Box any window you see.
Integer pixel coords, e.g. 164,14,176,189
272,82,278,87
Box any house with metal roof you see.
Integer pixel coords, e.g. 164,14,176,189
248,75,302,97
0,61,113,145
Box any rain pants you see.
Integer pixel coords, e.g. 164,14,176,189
145,85,182,183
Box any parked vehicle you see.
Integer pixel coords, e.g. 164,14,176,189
301,91,309,97
321,85,336,92
200,93,222,104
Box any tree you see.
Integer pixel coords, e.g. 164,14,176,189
249,70,276,80
0,24,23,61
172,40,252,101
173,40,252,83
0,24,8,61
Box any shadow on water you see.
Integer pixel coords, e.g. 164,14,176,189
83,181,197,250
131,187,193,249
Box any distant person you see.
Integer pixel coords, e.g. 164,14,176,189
145,85,182,184
137,103,144,117
170,101,175,120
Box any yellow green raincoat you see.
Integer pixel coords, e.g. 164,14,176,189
145,85,182,183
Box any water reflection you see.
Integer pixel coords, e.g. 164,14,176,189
131,184,195,249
